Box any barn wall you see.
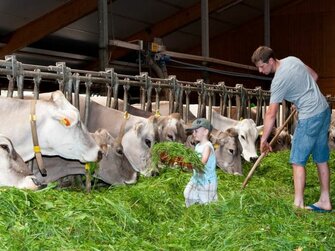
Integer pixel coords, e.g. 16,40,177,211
169,0,335,95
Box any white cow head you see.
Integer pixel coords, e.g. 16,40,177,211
0,135,40,190
234,119,263,162
121,117,159,175
37,91,101,163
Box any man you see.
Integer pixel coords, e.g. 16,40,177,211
251,46,332,212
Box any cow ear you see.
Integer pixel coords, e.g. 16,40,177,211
209,134,218,144
133,122,144,135
257,125,264,135
50,91,66,107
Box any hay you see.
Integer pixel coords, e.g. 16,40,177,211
151,142,205,172
0,150,334,250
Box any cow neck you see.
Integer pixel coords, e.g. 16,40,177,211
30,99,47,177
115,112,129,145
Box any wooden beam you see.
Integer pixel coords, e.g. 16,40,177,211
110,0,238,60
0,0,98,58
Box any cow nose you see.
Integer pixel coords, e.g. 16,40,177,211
31,177,48,190
97,150,103,162
250,156,258,162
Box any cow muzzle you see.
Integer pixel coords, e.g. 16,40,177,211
97,150,103,162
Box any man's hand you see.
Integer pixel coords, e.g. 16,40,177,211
260,140,272,154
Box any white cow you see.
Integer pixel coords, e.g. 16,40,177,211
0,135,40,190
0,91,102,165
211,111,263,162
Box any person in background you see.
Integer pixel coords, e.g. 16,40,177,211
251,46,332,213
184,118,217,207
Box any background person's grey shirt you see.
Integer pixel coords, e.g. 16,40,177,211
270,56,328,119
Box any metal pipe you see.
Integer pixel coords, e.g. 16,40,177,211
264,0,270,46
201,0,209,58
201,0,209,83
98,0,109,70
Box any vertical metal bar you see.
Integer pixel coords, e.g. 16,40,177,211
264,0,271,46
201,0,209,58
201,0,209,82
98,0,109,70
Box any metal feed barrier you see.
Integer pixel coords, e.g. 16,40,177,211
1,55,331,129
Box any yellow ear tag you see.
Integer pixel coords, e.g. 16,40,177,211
60,118,71,127
123,111,130,120
258,130,263,136
155,110,161,117
214,143,219,150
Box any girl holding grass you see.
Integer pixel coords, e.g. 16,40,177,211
184,118,217,207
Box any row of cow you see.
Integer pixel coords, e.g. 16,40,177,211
0,91,297,190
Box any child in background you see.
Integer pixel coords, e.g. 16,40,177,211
184,118,217,207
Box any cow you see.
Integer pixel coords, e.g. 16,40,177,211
267,127,292,152
79,99,187,176
328,111,335,150
90,96,153,118
0,91,102,166
210,128,243,175
211,111,263,162
185,128,243,175
0,135,41,190
33,129,137,186
151,102,262,162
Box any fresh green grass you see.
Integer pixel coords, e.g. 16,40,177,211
1,150,335,251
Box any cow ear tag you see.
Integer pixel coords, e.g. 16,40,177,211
214,143,219,150
155,110,161,117
60,118,71,127
123,111,130,120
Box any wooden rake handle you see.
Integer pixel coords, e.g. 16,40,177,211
241,109,297,189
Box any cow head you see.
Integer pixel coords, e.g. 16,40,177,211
210,128,243,175
234,119,263,162
0,135,40,190
121,116,159,175
93,129,138,185
38,91,101,163
156,113,187,143
267,127,292,152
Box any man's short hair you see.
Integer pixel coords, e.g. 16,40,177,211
251,46,276,64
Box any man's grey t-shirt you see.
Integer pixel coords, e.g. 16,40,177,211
270,56,328,119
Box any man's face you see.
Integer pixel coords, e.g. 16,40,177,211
255,59,273,75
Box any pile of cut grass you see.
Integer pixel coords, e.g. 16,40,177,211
0,150,334,250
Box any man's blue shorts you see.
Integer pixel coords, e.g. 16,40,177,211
290,107,331,167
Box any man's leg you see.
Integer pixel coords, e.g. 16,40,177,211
313,162,332,210
292,164,305,208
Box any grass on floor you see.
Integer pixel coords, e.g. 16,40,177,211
0,150,335,251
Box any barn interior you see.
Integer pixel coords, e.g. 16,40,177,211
0,0,334,97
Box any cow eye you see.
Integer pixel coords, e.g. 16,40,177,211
167,134,174,141
241,135,246,140
0,144,10,153
145,139,151,148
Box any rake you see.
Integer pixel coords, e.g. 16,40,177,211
241,109,297,189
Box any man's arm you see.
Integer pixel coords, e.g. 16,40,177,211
260,103,279,153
